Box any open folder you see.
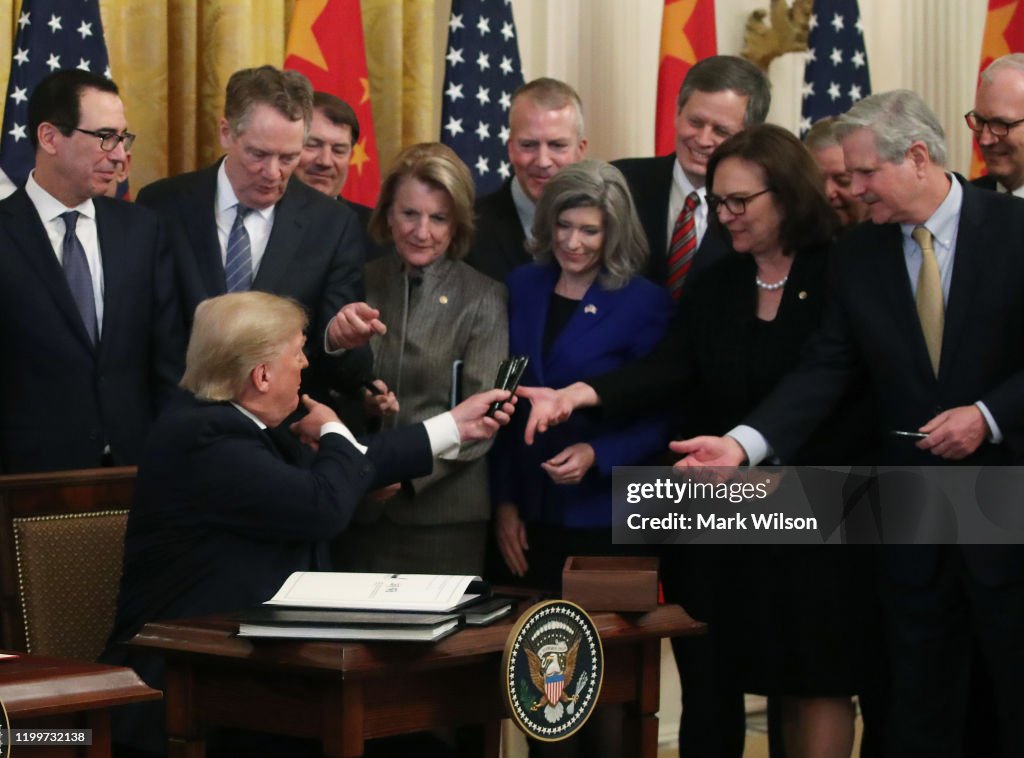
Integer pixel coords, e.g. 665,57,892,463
263,572,490,613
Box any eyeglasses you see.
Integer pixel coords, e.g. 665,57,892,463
964,111,1024,137
706,187,773,215
71,127,136,152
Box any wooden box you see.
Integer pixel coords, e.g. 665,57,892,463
561,556,659,612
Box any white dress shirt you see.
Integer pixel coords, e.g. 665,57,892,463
215,161,275,276
667,159,709,253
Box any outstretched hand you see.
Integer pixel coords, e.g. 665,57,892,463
670,435,746,473
327,302,387,351
451,388,516,443
517,385,575,445
289,394,341,450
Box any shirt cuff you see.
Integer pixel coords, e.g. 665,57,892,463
323,323,347,357
727,425,772,467
423,412,461,460
321,420,367,454
975,401,1003,444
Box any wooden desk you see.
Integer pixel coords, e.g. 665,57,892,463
129,604,704,758
0,650,161,758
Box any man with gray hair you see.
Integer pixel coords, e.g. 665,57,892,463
663,89,1024,756
465,77,587,283
614,55,771,296
804,116,870,226
967,53,1024,195
137,66,367,407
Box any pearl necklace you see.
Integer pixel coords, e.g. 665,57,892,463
755,274,789,291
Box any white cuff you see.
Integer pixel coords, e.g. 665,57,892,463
423,412,461,460
321,420,367,454
727,425,772,467
976,401,1003,444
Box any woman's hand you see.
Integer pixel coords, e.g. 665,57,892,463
363,379,399,417
541,443,596,485
495,502,529,577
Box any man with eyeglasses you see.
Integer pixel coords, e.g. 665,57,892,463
137,66,369,413
0,69,185,473
968,54,1024,196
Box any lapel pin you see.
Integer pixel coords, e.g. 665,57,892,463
798,291,808,300
439,295,449,304
584,303,597,314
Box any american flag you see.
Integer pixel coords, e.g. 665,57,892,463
0,0,112,194
440,0,524,196
799,0,871,136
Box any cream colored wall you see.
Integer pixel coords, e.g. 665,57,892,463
434,1,988,175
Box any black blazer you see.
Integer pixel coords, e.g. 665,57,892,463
612,154,728,285
0,189,185,472
465,178,530,283
742,177,1024,585
341,197,389,262
971,174,999,192
137,162,368,399
100,393,431,752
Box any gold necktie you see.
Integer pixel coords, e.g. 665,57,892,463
911,226,943,375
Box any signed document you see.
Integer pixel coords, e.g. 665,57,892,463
264,572,490,613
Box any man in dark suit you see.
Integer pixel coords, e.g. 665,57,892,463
464,78,587,283
101,291,515,755
613,55,770,292
968,54,1024,196
804,116,871,226
136,66,366,405
0,70,184,473
666,90,1024,757
294,91,387,261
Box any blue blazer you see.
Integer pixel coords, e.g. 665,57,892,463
493,263,673,529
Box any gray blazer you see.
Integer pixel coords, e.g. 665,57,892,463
359,254,509,526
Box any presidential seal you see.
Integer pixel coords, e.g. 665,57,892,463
502,600,603,741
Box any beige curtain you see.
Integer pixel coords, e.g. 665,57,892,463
0,0,438,191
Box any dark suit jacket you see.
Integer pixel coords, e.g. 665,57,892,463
101,393,431,752
612,154,728,285
492,263,674,528
465,178,530,284
341,197,389,262
0,189,185,472
743,177,1024,584
137,161,367,400
971,174,999,192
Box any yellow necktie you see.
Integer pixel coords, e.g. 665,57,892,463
911,226,943,375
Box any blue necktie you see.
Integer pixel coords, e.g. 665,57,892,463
60,211,97,343
225,204,253,292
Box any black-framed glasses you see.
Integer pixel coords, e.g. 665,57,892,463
964,111,1024,137
706,187,773,215
71,127,136,152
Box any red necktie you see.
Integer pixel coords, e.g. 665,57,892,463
666,191,700,299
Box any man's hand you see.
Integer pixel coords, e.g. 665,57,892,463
495,502,529,577
451,388,516,442
917,405,988,460
363,379,399,418
367,482,401,502
327,302,387,351
517,382,598,445
289,394,341,449
670,436,746,469
541,443,596,485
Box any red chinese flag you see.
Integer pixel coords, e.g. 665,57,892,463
655,0,717,156
971,0,1024,178
285,0,381,205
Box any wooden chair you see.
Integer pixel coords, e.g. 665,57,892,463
0,467,136,660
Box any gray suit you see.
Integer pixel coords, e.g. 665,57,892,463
333,254,508,574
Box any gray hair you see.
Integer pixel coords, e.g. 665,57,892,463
803,116,841,150
981,53,1024,83
834,90,947,166
529,160,648,290
512,77,586,141
677,55,771,126
224,66,313,138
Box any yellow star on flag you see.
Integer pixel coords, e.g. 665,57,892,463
661,0,699,65
984,1,1018,62
350,138,371,176
285,0,328,70
359,77,371,106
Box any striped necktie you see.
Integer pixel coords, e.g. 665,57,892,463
60,211,98,343
225,204,253,292
666,191,700,299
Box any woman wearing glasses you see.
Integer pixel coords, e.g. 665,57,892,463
679,123,877,758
